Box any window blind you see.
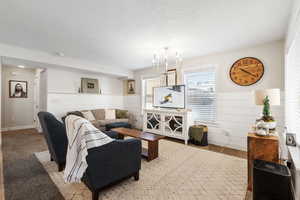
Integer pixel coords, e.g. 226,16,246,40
184,69,216,124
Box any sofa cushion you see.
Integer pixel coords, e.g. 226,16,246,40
105,122,131,131
92,109,105,120
105,109,116,120
82,111,96,121
116,109,128,119
97,119,129,126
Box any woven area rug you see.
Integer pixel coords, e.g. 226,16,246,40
35,139,249,200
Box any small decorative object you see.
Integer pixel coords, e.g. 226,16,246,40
188,125,208,146
255,120,269,136
166,69,177,86
230,57,264,86
9,80,28,98
286,133,297,146
256,129,268,136
127,80,135,94
81,78,100,94
254,89,280,135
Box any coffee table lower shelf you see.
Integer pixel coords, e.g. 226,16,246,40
141,139,159,161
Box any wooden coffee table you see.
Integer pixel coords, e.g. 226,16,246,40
111,128,165,161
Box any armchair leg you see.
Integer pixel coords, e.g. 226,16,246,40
92,190,99,200
134,171,139,181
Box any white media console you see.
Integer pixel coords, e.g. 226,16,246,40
143,109,192,144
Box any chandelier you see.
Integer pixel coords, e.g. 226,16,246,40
152,47,183,74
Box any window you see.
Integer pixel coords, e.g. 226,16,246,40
142,77,161,109
184,68,216,124
285,36,300,144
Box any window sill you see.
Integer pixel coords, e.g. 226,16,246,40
194,121,219,127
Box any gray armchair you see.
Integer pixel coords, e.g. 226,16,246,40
38,112,68,171
37,112,141,200
83,139,141,200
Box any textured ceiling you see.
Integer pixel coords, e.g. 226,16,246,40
0,0,292,70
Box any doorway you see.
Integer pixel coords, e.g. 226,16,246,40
1,63,47,132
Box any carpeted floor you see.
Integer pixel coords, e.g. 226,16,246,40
2,129,64,200
36,139,249,200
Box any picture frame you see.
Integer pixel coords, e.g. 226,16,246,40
9,80,28,98
166,69,177,86
81,78,100,94
160,74,167,87
127,80,135,94
286,133,297,146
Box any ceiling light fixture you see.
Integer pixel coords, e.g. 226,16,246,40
152,47,182,73
152,47,183,85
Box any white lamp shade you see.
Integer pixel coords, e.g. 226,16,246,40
254,88,280,106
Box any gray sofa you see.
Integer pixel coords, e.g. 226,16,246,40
67,109,131,131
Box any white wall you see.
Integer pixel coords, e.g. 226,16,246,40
1,65,36,130
129,40,285,151
46,68,124,118
39,69,48,111
286,0,300,53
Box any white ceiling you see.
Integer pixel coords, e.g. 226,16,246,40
0,0,292,70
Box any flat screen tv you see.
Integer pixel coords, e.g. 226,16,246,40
153,85,185,109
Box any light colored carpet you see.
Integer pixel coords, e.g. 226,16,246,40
35,139,249,200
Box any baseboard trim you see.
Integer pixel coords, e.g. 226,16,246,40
1,125,36,132
209,140,247,152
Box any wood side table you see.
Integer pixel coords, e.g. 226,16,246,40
247,133,279,191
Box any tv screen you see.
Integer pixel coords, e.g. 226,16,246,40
153,85,185,109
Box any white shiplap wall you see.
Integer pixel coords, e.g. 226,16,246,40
46,68,125,118
215,92,284,151
124,92,284,151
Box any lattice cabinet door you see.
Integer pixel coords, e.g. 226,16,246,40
164,114,184,137
143,112,162,134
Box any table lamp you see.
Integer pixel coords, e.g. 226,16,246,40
254,88,280,131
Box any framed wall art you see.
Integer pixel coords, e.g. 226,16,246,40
286,133,297,146
166,69,177,86
127,80,136,94
9,80,28,98
81,78,100,94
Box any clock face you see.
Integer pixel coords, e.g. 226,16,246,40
229,57,264,86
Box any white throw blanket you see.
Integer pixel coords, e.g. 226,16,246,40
64,115,114,183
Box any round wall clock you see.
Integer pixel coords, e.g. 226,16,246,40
229,57,264,86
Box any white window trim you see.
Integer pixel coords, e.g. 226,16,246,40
140,75,159,114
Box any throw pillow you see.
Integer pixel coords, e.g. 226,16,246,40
105,109,116,120
82,111,96,121
116,109,128,119
92,109,105,120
